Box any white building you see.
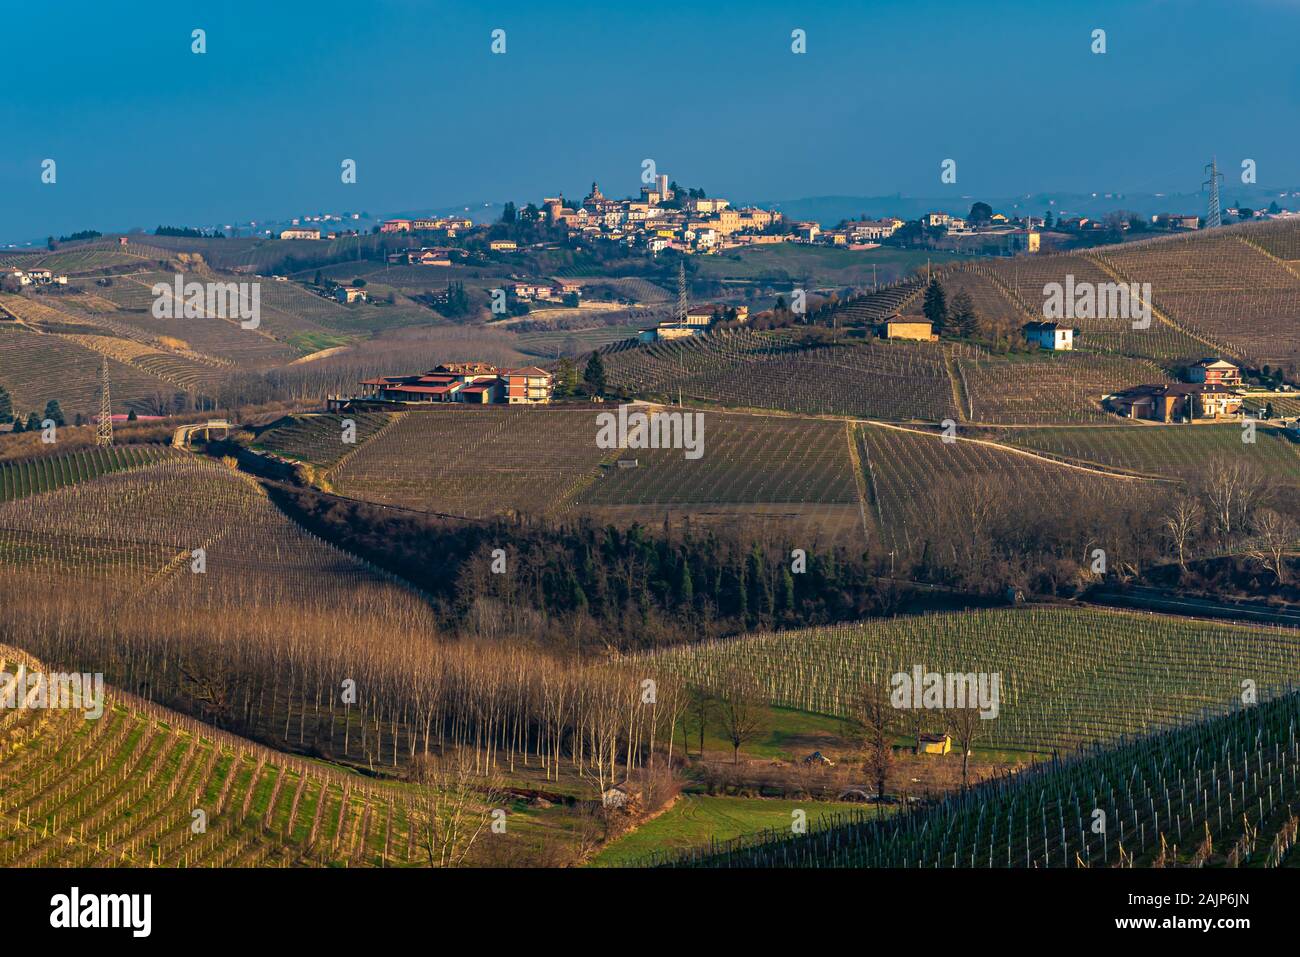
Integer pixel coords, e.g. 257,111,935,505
1024,321,1074,350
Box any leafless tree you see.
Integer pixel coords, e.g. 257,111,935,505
408,752,507,868
846,682,896,799
947,705,983,791
716,667,765,765
1246,509,1297,585
1161,494,1203,574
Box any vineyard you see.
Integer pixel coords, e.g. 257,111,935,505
324,407,869,544
253,412,394,468
981,255,1216,363
954,351,1169,424
0,645,438,867
576,414,866,546
645,688,1300,868
644,606,1300,753
601,329,961,421
1000,423,1300,485
854,422,1161,551
1095,234,1300,370
0,446,180,501
0,324,182,417
330,406,613,518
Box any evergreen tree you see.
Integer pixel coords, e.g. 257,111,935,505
127,408,138,421
779,568,796,616
949,290,978,338
678,555,694,605
10,415,23,433
583,351,606,396
25,411,41,431
43,399,66,427
553,357,578,397
0,385,11,423
922,279,948,332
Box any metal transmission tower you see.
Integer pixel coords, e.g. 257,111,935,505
96,356,113,447
676,259,688,321
1203,157,1224,229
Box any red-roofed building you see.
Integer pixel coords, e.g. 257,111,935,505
355,361,550,405
500,367,554,405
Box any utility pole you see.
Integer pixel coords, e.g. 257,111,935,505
96,356,113,447
1203,157,1223,229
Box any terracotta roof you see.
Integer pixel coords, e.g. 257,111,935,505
387,384,457,395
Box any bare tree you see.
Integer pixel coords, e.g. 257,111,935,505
846,682,896,799
1161,494,1203,574
686,684,713,759
408,752,508,868
1246,508,1297,585
1200,456,1269,544
947,705,983,791
716,667,766,765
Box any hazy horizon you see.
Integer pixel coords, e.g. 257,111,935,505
4,0,1298,241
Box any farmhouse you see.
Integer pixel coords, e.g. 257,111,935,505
334,286,368,304
9,268,67,286
489,240,518,252
380,219,413,233
279,227,321,240
880,317,935,341
509,282,558,302
356,362,553,406
684,304,748,325
1186,358,1242,387
918,733,952,755
1023,321,1074,351
392,248,454,266
1106,383,1243,422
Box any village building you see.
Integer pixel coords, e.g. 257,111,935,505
918,733,952,755
500,367,554,404
9,268,67,286
1186,358,1242,387
334,286,368,304
279,226,321,240
880,317,935,341
488,240,518,252
1106,383,1243,422
356,362,553,406
1023,321,1074,351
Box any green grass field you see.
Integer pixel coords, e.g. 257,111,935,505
590,794,877,866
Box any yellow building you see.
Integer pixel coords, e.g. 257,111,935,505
919,733,952,755
883,318,934,341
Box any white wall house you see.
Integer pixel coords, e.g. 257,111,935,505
1024,321,1074,351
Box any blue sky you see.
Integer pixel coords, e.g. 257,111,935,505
2,0,1297,240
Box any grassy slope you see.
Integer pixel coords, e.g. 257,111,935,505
590,794,875,867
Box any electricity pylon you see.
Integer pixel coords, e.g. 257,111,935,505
1203,157,1223,229
96,356,113,446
